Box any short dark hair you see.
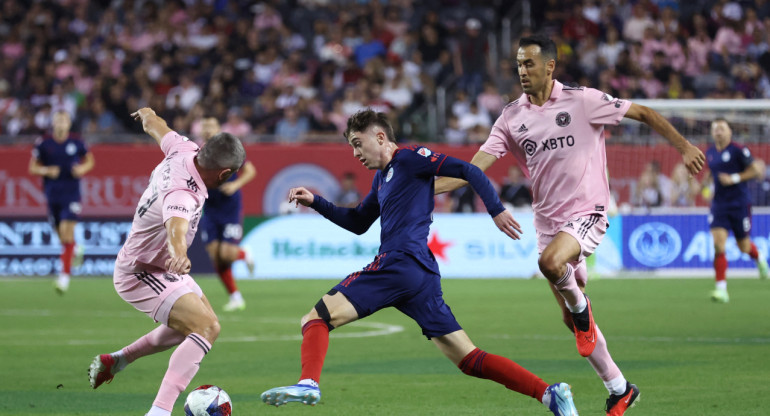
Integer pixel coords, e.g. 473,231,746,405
713,117,731,129
343,109,396,143
197,132,246,171
519,35,558,62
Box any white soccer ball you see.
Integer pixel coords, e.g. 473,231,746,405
184,385,232,416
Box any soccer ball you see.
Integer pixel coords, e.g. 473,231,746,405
184,385,232,416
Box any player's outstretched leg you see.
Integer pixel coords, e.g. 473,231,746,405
605,382,640,416
545,382,579,416
261,382,321,406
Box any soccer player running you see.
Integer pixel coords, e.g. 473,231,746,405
260,109,579,416
702,118,768,303
87,108,245,416
434,35,706,416
198,116,257,311
28,110,94,294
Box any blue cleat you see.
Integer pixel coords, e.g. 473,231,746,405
261,383,321,406
547,382,578,416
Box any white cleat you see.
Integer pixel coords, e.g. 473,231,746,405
261,384,321,406
223,297,246,312
54,274,70,295
243,248,256,276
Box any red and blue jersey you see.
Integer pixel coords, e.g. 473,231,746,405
706,142,754,209
32,134,88,203
203,171,243,216
310,145,504,273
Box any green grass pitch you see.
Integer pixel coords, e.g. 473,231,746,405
1,276,768,415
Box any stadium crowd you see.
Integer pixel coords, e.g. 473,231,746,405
1,0,769,145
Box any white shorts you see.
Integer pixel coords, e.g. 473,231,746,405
114,266,203,325
537,214,607,262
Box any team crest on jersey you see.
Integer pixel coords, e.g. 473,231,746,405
555,112,571,127
386,167,394,182
66,143,77,155
722,151,731,162
743,147,751,157
522,139,538,156
418,147,432,157
162,273,179,282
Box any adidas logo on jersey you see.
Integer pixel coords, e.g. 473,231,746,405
517,124,528,132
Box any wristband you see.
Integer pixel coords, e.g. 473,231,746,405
731,173,741,184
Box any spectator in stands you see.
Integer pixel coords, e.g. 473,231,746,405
444,114,467,146
458,102,492,132
221,108,252,138
454,18,489,98
623,3,655,43
670,162,699,207
499,165,533,209
335,172,362,208
598,26,626,68
633,169,664,208
275,106,310,143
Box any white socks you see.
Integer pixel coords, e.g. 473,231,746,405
297,378,319,388
604,375,628,395
145,405,170,416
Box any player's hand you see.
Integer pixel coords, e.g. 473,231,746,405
71,163,86,178
288,187,315,207
44,166,60,179
717,172,737,186
492,209,522,240
165,253,191,275
219,182,238,196
131,108,157,126
682,143,706,175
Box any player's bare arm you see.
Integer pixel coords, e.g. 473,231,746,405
28,157,60,179
624,103,706,175
434,151,497,194
289,186,315,207
165,216,191,274
71,151,95,178
219,161,256,196
131,107,173,146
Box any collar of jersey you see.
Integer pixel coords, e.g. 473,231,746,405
518,79,563,109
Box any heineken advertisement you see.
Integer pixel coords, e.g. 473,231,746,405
233,213,624,279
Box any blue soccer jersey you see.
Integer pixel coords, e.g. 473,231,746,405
204,171,243,215
706,142,753,209
310,145,504,273
32,134,88,203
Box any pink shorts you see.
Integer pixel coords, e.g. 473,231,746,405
537,213,607,262
113,266,203,325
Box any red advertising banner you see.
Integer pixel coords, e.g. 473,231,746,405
0,143,501,217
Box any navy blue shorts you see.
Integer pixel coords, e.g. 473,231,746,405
710,204,752,239
333,251,462,339
47,200,81,228
199,211,243,244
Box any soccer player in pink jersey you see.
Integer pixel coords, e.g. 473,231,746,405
436,35,706,416
87,108,246,416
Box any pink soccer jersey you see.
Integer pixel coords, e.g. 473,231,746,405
115,131,208,272
480,80,631,234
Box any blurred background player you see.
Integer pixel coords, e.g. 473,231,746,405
198,116,256,311
88,107,246,416
28,110,94,294
702,118,768,303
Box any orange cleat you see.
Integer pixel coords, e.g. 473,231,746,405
605,382,640,415
572,294,597,357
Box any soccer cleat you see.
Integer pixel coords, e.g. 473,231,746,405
710,288,729,303
571,294,597,357
261,384,321,406
72,244,85,268
54,274,70,295
605,382,639,415
223,297,246,312
243,248,256,276
547,382,579,415
88,354,118,389
758,257,768,280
